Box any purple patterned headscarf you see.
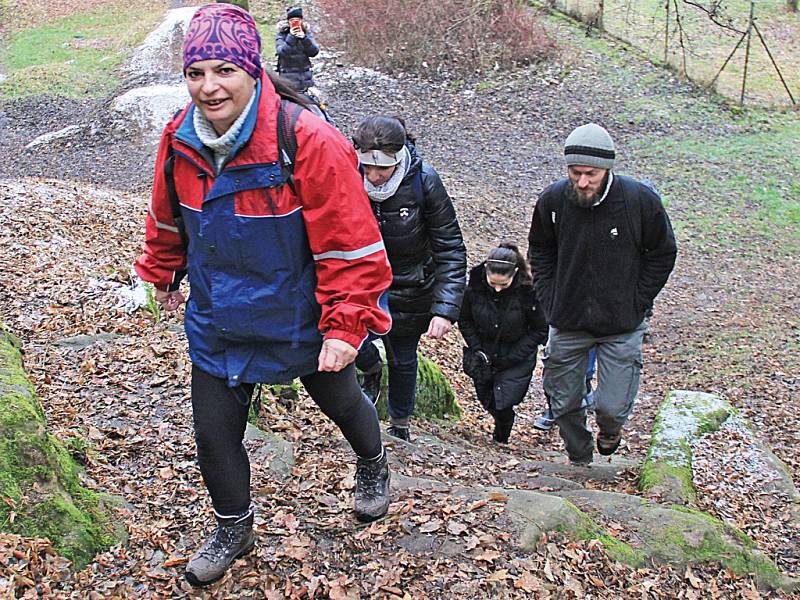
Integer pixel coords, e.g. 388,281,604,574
182,3,262,80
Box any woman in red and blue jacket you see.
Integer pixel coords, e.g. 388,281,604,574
134,4,392,587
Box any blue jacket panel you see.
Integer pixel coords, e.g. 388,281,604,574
174,88,322,385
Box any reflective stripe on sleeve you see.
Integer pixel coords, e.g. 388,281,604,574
312,240,385,262
149,206,180,234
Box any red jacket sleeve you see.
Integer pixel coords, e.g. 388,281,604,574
133,125,187,292
292,113,393,349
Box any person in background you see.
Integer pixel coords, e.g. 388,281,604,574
528,123,676,465
459,243,548,443
135,4,392,587
352,115,467,442
275,6,319,93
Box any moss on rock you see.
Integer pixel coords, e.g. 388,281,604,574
369,351,461,421
652,505,787,590
639,390,733,504
0,329,125,569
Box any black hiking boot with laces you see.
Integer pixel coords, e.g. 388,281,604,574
386,424,411,442
185,511,255,587
354,448,390,522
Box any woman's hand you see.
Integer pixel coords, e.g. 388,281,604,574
155,289,186,312
426,316,452,339
318,338,357,372
290,26,305,38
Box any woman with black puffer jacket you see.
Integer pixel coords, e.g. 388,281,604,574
459,243,548,444
353,115,467,442
275,6,319,93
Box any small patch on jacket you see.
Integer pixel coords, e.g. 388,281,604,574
551,211,556,224
399,207,410,220
609,227,619,239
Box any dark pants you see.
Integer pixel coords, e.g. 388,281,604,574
191,363,382,516
356,332,422,423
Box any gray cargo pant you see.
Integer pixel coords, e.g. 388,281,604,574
542,321,647,462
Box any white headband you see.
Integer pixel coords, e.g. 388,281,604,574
357,149,401,167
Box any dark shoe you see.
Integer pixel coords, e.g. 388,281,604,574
533,408,555,431
492,413,515,444
185,512,255,587
359,364,383,405
597,431,622,456
569,456,593,467
354,449,390,522
386,425,410,442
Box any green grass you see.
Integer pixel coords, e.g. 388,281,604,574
0,4,163,99
537,0,800,105
632,115,800,254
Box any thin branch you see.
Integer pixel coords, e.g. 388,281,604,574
680,0,746,35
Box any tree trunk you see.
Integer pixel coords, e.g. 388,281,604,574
788,0,798,12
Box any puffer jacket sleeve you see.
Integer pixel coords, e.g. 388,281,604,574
300,30,320,58
292,113,393,350
275,29,292,60
133,122,187,292
420,164,467,323
457,286,483,351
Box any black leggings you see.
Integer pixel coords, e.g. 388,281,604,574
191,363,382,516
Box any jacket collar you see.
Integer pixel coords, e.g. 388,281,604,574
591,171,614,207
172,74,282,168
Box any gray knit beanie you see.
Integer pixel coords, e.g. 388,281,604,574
564,123,615,170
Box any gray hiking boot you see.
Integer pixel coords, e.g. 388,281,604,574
533,408,555,431
185,511,255,587
354,449,390,522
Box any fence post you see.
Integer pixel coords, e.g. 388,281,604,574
740,1,755,106
664,0,670,64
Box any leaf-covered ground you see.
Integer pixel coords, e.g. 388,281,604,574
0,178,791,599
0,2,799,598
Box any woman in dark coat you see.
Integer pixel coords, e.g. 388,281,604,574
352,115,467,442
275,6,319,93
459,243,548,443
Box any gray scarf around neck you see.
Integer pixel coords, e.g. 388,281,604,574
364,146,412,202
193,89,257,173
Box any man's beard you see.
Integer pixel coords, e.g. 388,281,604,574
566,183,599,208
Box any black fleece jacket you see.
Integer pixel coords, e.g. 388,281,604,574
527,174,677,336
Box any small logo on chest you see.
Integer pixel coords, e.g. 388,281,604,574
609,227,619,239
399,207,410,220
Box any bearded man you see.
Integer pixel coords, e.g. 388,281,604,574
527,123,677,466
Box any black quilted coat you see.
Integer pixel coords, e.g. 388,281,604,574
459,263,548,410
371,143,467,336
